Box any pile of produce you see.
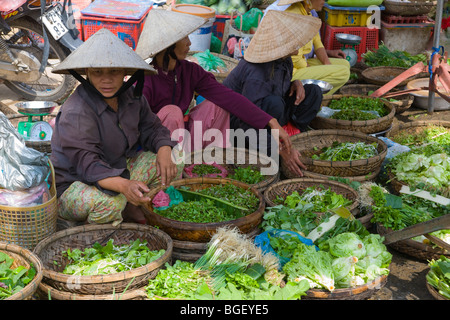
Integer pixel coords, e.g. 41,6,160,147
327,96,389,119
59,239,165,276
330,109,379,121
312,141,379,161
273,185,353,213
146,227,309,300
362,44,428,68
387,144,450,197
0,252,36,299
427,255,450,299
229,166,265,184
390,124,450,147
196,183,260,211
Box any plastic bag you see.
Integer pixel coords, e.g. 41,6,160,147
192,50,227,73
254,229,317,267
152,190,171,208
234,8,262,32
317,106,381,119
153,186,184,211
0,181,51,207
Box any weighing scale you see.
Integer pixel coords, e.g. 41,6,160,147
335,33,362,67
15,101,58,141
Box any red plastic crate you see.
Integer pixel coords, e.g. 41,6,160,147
381,14,429,24
321,24,379,62
212,14,236,41
81,10,149,50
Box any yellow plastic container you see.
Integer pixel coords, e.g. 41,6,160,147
320,4,381,27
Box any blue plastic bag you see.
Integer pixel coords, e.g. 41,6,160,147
254,229,317,267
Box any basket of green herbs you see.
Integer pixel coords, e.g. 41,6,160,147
142,178,265,243
1,242,43,300
310,95,395,134
281,129,387,179
426,255,450,300
263,178,359,215
338,84,414,114
32,223,172,296
183,147,280,191
385,120,450,147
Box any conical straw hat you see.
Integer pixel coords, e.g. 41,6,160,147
244,10,321,64
135,8,207,60
277,0,304,6
52,28,156,75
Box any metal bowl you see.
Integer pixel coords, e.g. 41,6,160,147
301,79,333,94
335,33,362,45
15,101,58,115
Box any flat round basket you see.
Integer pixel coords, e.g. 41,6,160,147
377,223,450,262
426,278,449,300
383,0,435,16
6,113,56,154
338,84,414,114
309,94,395,134
302,167,381,183
187,51,238,83
281,129,388,179
361,67,418,87
263,177,360,214
182,147,280,192
385,120,450,145
1,242,43,300
32,223,173,295
303,274,388,300
142,178,265,243
37,281,147,300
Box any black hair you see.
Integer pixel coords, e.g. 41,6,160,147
161,43,178,72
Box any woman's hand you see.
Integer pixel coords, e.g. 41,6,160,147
156,145,178,186
98,176,151,206
289,80,305,105
326,49,346,59
268,118,292,155
280,147,307,177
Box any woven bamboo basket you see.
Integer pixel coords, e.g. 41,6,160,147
182,147,280,192
6,113,56,154
383,0,435,16
338,84,414,114
281,129,388,179
142,178,265,243
0,160,58,250
32,223,172,295
377,223,450,262
302,167,381,183
263,178,360,213
187,51,238,83
361,67,418,87
1,242,43,300
385,120,450,146
303,274,388,300
426,279,449,300
37,281,148,300
310,94,395,134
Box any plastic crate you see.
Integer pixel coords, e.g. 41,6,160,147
319,3,385,27
381,14,429,24
321,24,379,62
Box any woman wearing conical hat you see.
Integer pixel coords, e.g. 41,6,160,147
264,0,350,95
223,10,323,176
135,9,305,176
50,28,180,226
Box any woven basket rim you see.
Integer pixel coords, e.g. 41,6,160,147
291,129,388,167
426,277,450,300
263,177,360,211
32,223,173,285
361,67,419,86
143,177,265,229
386,120,450,139
1,242,44,300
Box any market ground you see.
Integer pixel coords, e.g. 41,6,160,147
1,81,449,301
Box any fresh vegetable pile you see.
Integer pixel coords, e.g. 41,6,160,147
330,109,379,121
60,239,165,276
426,255,450,299
328,96,389,117
229,166,265,185
196,183,260,211
191,163,222,176
312,141,379,161
275,185,353,213
390,125,450,147
0,252,36,299
362,44,428,68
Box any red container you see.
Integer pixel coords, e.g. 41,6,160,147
81,11,149,50
381,14,429,24
321,23,379,62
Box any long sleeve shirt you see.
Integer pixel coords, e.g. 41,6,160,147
223,57,294,107
142,59,273,129
50,84,176,197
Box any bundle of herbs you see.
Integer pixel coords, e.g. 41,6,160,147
59,239,165,276
426,255,450,299
327,96,389,117
390,125,450,147
229,166,265,185
0,252,36,300
196,183,260,211
330,109,379,121
312,141,379,162
362,44,428,68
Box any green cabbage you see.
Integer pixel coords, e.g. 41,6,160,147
326,232,367,259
